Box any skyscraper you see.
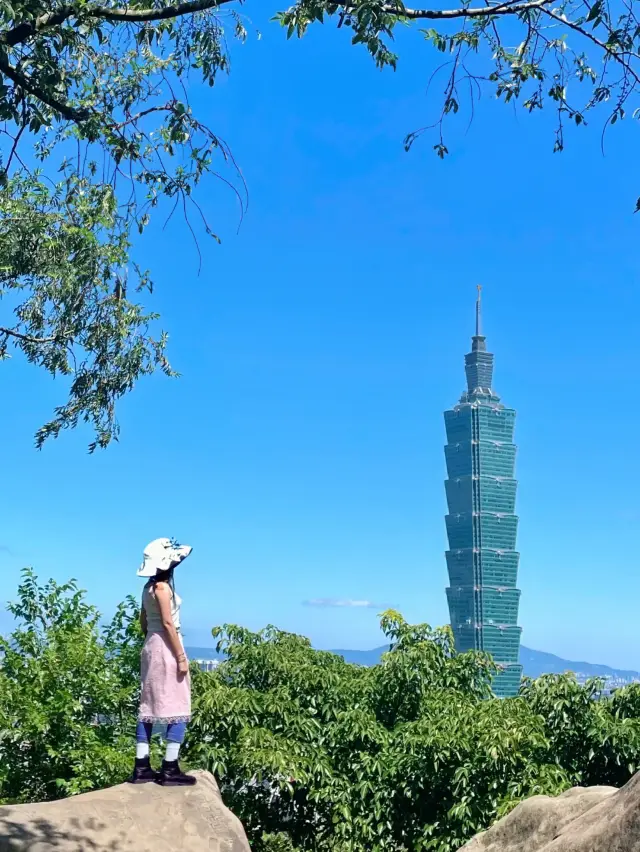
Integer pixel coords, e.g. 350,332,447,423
443,289,523,698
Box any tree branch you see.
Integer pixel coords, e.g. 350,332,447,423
94,0,237,22
6,109,27,173
541,6,640,85
112,103,175,129
2,6,77,47
0,55,90,121
0,0,547,51
0,327,59,344
376,0,550,18
1,0,237,49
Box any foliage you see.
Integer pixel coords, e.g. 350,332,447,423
0,0,247,449
261,833,304,852
183,614,561,851
520,673,640,787
278,0,640,166
2,0,640,448
0,568,143,803
184,612,640,852
3,573,640,852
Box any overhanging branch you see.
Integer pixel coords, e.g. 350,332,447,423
2,0,238,48
1,0,547,51
0,56,90,121
2,6,77,47
541,6,640,85
95,0,237,22
0,326,59,344
375,0,549,18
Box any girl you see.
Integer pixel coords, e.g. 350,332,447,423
130,537,196,787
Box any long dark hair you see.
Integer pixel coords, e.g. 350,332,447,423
148,565,176,597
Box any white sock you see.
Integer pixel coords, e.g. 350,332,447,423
136,742,150,760
165,741,181,762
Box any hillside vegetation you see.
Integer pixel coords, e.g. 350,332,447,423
2,570,640,852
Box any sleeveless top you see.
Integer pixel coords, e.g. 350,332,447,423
143,582,182,634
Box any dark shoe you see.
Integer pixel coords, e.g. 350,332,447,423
129,756,158,784
158,759,197,786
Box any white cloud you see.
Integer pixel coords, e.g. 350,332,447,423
304,598,383,609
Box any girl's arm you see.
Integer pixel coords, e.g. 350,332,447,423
140,606,148,637
154,582,186,663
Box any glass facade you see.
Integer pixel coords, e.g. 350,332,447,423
444,298,523,698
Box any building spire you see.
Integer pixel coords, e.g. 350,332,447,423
471,285,486,355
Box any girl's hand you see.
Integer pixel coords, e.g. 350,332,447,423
178,656,189,677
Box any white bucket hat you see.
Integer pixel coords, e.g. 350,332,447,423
137,537,193,577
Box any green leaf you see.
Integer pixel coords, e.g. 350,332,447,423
586,0,602,21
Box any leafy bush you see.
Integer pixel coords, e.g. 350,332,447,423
185,615,576,851
3,571,640,852
0,569,143,803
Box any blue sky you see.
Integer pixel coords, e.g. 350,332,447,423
2,5,640,667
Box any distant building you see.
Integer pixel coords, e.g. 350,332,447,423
195,658,220,672
444,288,523,698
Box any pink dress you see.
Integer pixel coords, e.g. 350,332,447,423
138,583,191,724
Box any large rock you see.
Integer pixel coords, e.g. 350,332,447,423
462,775,640,851
0,771,251,852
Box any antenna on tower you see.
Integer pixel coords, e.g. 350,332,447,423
475,285,482,337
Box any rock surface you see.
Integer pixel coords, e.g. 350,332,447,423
0,771,251,852
462,775,640,851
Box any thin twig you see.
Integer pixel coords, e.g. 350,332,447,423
542,6,640,86
5,116,27,174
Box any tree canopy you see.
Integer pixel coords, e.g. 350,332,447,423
1,0,637,448
0,0,247,449
3,570,640,851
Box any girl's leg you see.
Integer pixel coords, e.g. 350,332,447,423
130,721,156,784
164,721,187,761
135,721,153,759
159,721,196,786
